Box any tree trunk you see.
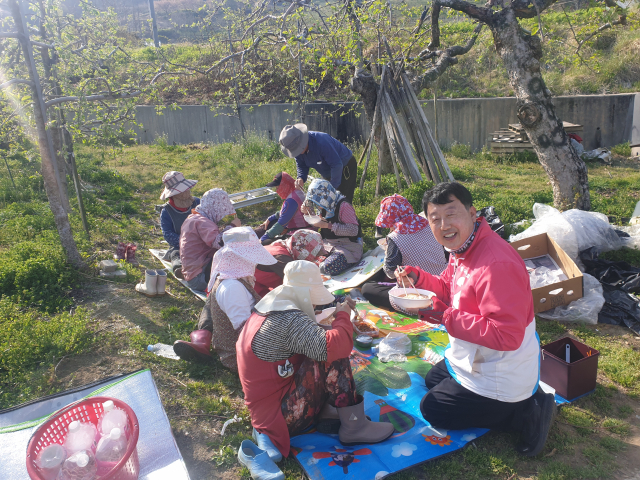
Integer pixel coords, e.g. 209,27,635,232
490,8,590,210
350,69,394,174
10,0,85,268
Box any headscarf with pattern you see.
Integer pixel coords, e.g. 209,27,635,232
305,178,344,219
375,194,429,235
285,229,323,262
195,188,236,223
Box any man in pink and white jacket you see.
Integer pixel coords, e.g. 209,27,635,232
396,182,556,457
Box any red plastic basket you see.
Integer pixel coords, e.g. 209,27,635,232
26,396,140,480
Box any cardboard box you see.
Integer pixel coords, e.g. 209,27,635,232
510,233,583,313
540,336,599,401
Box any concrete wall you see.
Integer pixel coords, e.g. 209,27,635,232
134,93,638,152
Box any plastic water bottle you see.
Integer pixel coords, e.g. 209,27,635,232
35,443,65,480
64,420,98,454
147,343,180,360
96,428,127,463
57,450,97,480
98,400,128,437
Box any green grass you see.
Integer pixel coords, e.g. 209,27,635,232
2,136,640,477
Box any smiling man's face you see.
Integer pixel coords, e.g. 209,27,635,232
427,196,477,250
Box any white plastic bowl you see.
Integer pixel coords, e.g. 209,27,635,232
388,287,435,310
377,238,388,249
304,214,322,225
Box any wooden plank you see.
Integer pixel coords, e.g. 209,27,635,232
359,68,387,189
383,90,422,184
381,92,413,186
379,96,403,190
401,73,454,181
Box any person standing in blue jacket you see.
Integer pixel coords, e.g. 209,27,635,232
279,124,357,203
159,171,200,277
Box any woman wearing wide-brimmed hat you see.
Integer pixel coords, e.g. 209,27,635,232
279,124,357,203
173,227,277,371
158,171,200,275
236,261,394,473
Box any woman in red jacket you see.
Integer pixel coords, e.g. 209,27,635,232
236,261,393,466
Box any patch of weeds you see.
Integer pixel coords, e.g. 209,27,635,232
600,247,640,268
616,405,633,418
560,407,596,436
536,319,568,344
589,384,614,415
0,232,77,312
611,142,631,157
601,417,630,436
0,299,95,408
422,455,465,479
449,142,474,159
599,435,626,452
582,444,613,467
538,460,609,480
160,306,182,320
209,429,252,467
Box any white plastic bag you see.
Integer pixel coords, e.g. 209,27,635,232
509,203,624,268
377,332,412,363
537,273,604,325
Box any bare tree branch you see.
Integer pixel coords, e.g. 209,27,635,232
0,78,35,90
44,91,141,108
576,15,626,54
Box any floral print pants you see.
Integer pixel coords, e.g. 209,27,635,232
321,252,357,276
280,357,357,436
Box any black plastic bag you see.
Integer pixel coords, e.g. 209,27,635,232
477,206,505,238
580,247,640,334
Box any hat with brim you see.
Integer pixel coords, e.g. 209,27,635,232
217,227,278,265
279,124,309,158
254,260,334,319
161,171,198,200
265,172,283,188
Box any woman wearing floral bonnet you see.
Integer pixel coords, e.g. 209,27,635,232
361,194,447,311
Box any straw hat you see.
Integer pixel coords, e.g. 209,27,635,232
160,171,197,200
279,124,309,158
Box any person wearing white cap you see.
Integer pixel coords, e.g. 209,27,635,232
158,171,200,275
174,227,276,371
236,261,394,467
279,124,357,203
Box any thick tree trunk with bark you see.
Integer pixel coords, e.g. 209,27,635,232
490,8,590,210
350,69,394,174
10,0,84,268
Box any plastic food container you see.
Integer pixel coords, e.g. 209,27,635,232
388,287,435,310
315,307,356,330
26,396,140,480
353,319,380,337
377,238,388,249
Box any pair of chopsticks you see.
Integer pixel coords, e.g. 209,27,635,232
397,266,416,296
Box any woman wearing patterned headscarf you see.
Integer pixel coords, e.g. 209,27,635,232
254,172,310,244
361,194,447,310
179,188,240,292
173,227,276,370
253,229,327,297
302,179,363,276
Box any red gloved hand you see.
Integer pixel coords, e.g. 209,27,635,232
418,297,449,325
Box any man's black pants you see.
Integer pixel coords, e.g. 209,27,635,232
421,360,535,432
339,155,358,203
